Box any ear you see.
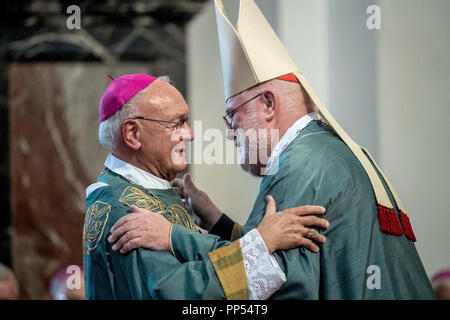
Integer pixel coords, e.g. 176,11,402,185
121,119,141,151
262,91,276,121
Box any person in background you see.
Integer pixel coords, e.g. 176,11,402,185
0,263,19,300
48,265,85,300
431,268,450,300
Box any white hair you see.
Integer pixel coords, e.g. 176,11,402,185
98,75,172,151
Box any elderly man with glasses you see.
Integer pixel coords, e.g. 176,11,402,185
83,73,329,299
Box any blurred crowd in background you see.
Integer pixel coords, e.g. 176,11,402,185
0,263,85,300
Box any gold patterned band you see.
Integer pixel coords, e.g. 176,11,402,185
208,241,249,300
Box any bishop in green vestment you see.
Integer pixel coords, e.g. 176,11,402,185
84,165,235,299
84,73,251,299
167,118,435,299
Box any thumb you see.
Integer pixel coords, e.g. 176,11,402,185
171,178,184,189
130,205,148,214
265,195,277,216
183,173,196,191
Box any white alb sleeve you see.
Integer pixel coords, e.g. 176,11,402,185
239,228,286,300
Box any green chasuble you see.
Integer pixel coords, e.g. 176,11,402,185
83,168,248,299
170,120,435,299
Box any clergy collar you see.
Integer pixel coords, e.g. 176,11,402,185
264,112,321,175
104,153,171,190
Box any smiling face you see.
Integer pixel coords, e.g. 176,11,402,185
130,80,194,181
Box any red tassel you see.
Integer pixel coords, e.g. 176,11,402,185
400,211,417,242
377,205,403,236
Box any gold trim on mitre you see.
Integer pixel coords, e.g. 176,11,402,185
214,0,405,213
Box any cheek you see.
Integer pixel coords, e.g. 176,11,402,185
234,112,246,129
145,132,174,158
168,139,187,166
239,109,261,129
169,134,183,153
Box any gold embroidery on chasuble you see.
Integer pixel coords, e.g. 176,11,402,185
118,186,200,232
83,201,111,256
118,186,166,214
167,203,200,232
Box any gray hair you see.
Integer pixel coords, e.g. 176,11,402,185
98,75,172,151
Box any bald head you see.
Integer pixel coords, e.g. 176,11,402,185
99,76,180,152
109,78,193,181
133,79,188,120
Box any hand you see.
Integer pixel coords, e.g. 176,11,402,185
171,173,222,230
256,195,329,254
107,205,172,254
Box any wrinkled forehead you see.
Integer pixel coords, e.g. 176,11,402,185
139,80,189,118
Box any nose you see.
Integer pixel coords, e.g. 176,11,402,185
181,123,194,141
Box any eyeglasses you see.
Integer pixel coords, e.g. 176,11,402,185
222,93,262,129
132,116,188,130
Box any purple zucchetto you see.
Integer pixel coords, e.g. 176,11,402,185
99,73,157,122
431,269,450,284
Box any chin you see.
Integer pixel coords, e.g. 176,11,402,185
171,150,188,170
238,146,265,177
167,162,187,181
239,160,264,177
174,161,187,173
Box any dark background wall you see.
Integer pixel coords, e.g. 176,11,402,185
0,0,207,299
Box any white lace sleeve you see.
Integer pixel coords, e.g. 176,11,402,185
239,229,286,300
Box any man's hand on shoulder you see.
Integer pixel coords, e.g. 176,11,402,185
257,195,329,254
107,205,172,254
107,196,329,256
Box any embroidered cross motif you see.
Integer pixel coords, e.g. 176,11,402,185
83,201,111,256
